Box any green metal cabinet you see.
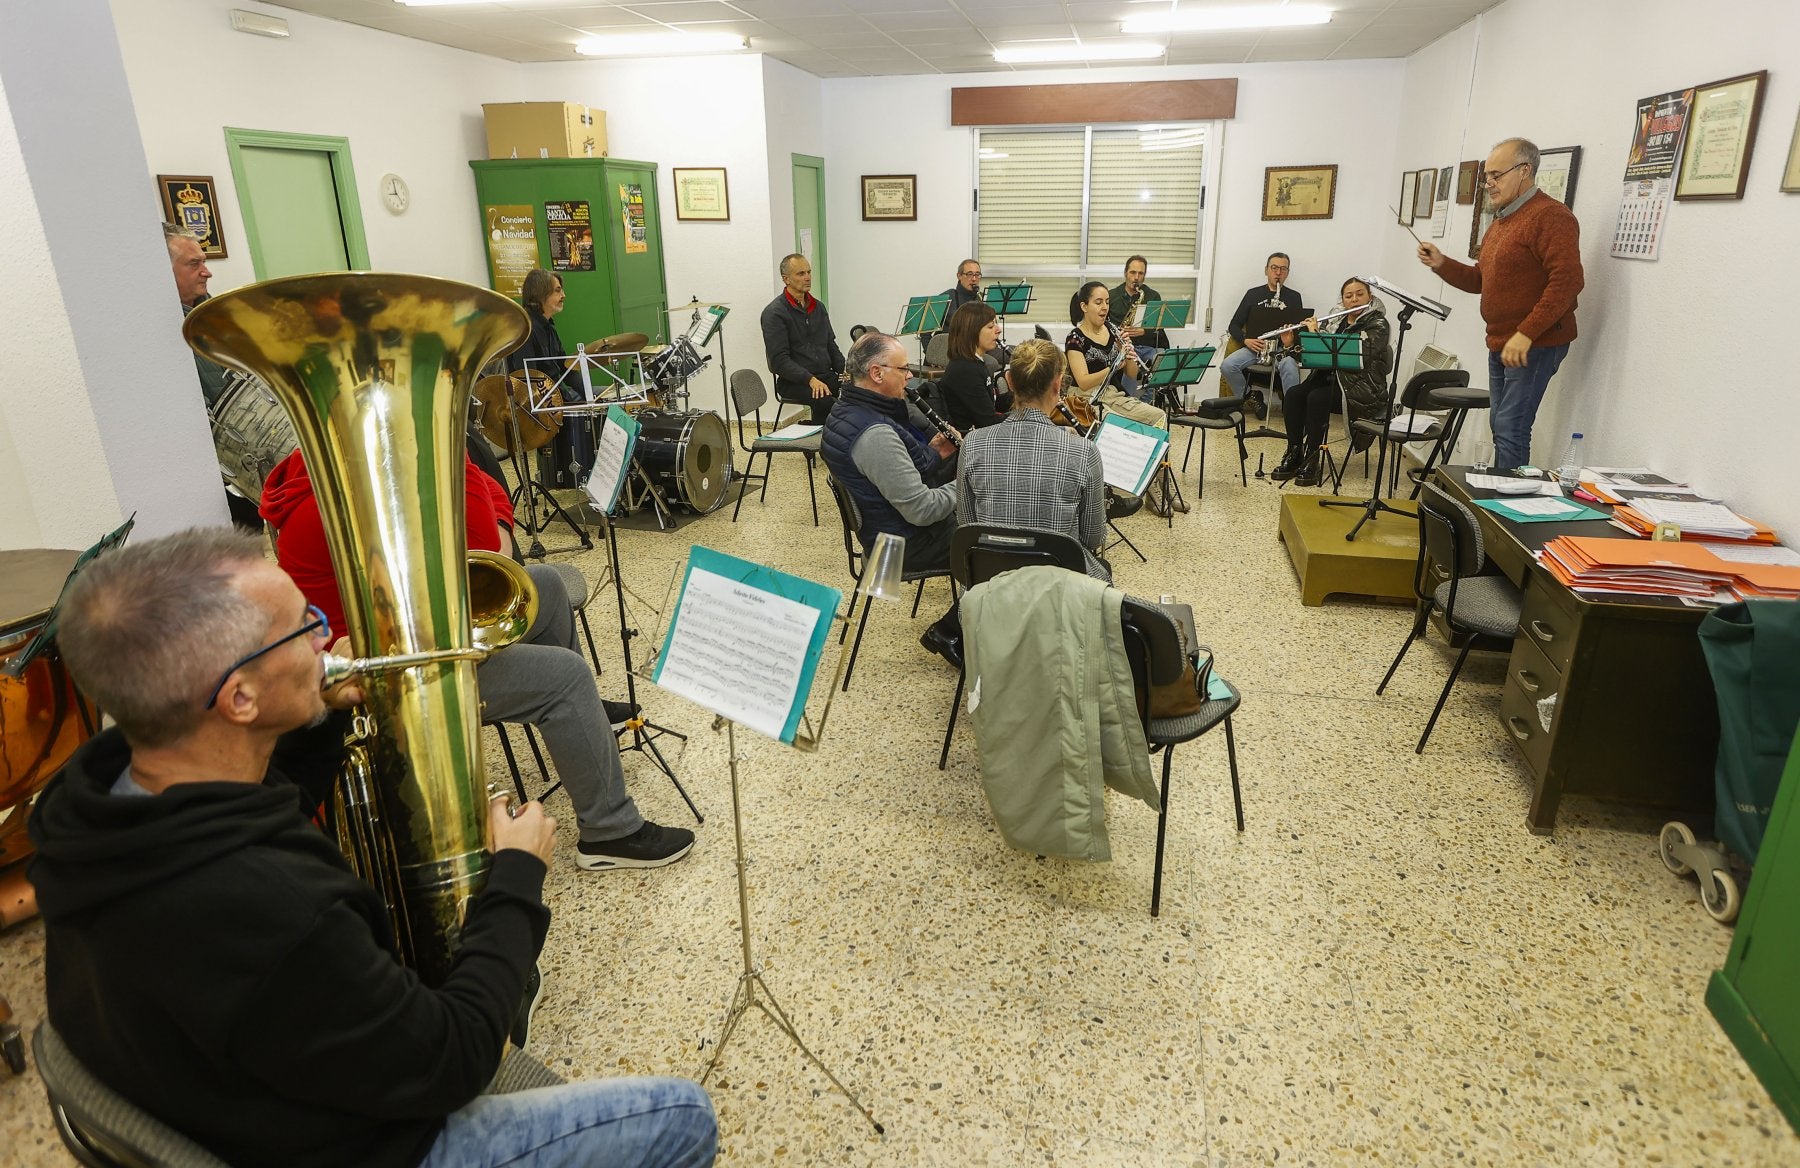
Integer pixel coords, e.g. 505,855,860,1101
1708,724,1800,1134
469,158,670,346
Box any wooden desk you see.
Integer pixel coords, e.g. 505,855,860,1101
1433,469,1718,834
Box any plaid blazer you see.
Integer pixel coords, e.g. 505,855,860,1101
956,409,1109,580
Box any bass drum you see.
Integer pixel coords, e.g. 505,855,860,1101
634,410,732,515
210,372,299,503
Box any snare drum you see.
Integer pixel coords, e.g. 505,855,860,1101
633,410,732,514
643,337,705,390
210,372,299,503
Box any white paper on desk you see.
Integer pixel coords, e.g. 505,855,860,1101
1708,545,1800,567
1467,474,1564,496
763,422,822,442
1499,496,1588,517
1092,415,1168,495
655,566,820,741
1627,498,1755,536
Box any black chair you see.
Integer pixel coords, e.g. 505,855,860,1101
1377,482,1523,753
30,1021,562,1168
1119,599,1245,917
823,474,951,693
1169,403,1245,499
923,332,950,373
1409,381,1490,498
1349,369,1469,499
727,369,820,526
938,526,1089,769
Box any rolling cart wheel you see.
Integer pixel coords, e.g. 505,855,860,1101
1658,821,1696,875
1701,868,1742,925
1,1026,24,1075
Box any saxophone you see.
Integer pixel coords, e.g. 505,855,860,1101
183,274,532,985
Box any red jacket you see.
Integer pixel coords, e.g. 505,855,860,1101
259,450,514,635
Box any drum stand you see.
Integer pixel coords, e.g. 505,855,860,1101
622,461,679,532
596,513,700,823
502,398,592,559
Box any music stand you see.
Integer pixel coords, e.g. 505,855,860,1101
897,295,950,364
1144,343,1214,413
636,548,880,1134
1320,276,1450,540
1134,297,1191,356
495,369,593,559
982,282,1033,349
584,408,702,824
1289,333,1362,494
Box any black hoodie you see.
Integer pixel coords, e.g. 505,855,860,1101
28,728,551,1168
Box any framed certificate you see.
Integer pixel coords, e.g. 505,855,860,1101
1676,70,1768,201
672,167,730,221
1398,170,1419,226
861,174,916,221
1261,164,1337,221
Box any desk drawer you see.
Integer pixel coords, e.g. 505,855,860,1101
1500,634,1562,777
1517,574,1578,676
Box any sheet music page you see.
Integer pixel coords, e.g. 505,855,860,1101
656,566,821,740
584,406,636,515
1707,545,1800,566
1093,415,1167,495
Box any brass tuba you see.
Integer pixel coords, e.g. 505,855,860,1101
184,273,531,985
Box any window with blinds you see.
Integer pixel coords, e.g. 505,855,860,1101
974,125,1206,270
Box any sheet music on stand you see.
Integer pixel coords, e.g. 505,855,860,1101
681,304,729,349
583,405,639,515
640,547,847,749
1092,413,1169,496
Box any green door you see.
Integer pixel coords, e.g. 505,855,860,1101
225,129,369,280
600,159,670,343
792,154,827,303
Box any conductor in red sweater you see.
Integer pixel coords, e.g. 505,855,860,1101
1418,137,1583,470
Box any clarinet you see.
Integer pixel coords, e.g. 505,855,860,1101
904,385,962,449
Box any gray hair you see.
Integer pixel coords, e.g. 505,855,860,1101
162,222,201,249
846,331,900,384
56,528,272,747
778,252,807,277
1494,137,1541,176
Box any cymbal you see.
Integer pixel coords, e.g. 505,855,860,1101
570,333,649,362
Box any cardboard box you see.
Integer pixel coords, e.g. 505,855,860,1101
482,102,607,159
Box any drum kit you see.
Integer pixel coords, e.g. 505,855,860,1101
485,310,734,542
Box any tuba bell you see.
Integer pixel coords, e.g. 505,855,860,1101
183,273,530,984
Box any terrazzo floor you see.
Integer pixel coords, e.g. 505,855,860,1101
2,421,1795,1166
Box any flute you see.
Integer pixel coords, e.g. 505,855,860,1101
905,385,962,449
1255,302,1367,341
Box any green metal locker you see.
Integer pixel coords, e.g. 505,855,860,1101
469,158,670,348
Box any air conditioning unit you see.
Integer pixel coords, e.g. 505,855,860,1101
1410,342,1460,383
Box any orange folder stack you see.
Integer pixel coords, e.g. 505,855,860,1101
1541,537,1800,601
1610,504,1778,545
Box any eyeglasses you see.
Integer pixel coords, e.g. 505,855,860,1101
203,604,330,710
962,271,982,280
1484,161,1528,184
871,363,911,377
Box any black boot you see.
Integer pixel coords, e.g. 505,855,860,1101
1245,390,1267,420
1293,447,1324,487
1269,447,1305,481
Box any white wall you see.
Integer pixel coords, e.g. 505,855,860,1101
1393,0,1800,540
819,59,1405,379
111,0,518,293
762,57,825,289
521,54,778,416
0,0,224,551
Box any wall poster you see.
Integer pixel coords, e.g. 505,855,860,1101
618,183,647,255
1612,87,1693,261
484,204,540,298
546,200,594,271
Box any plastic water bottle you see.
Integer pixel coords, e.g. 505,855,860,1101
1556,433,1584,485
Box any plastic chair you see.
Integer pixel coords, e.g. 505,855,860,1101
1349,369,1469,499
727,369,820,526
540,561,604,675
1376,482,1522,753
31,1021,564,1168
824,473,950,693
1168,404,1245,499
1119,599,1245,917
938,526,1089,769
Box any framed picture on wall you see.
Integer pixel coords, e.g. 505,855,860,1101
157,174,228,258
1783,105,1800,193
1412,168,1436,219
1536,145,1582,206
1676,70,1769,200
671,167,730,221
1457,160,1480,204
1468,189,1496,259
1398,171,1419,226
1436,165,1454,202
1261,164,1338,220
861,174,917,221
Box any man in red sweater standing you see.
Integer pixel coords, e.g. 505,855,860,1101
1418,138,1583,469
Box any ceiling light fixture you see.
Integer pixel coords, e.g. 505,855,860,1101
1122,5,1333,34
993,42,1164,64
575,32,748,57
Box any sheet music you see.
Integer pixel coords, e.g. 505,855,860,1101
1093,415,1168,496
763,422,822,441
584,406,636,515
656,565,821,741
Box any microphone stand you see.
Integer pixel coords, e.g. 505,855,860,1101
1319,302,1419,540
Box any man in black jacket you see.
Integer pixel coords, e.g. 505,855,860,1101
759,252,844,424
1220,252,1305,420
30,528,716,1168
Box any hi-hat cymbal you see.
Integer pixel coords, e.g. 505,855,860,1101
570,333,649,362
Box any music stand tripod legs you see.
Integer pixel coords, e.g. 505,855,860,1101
1319,304,1420,541
599,514,701,823
502,402,592,559
700,721,882,1135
